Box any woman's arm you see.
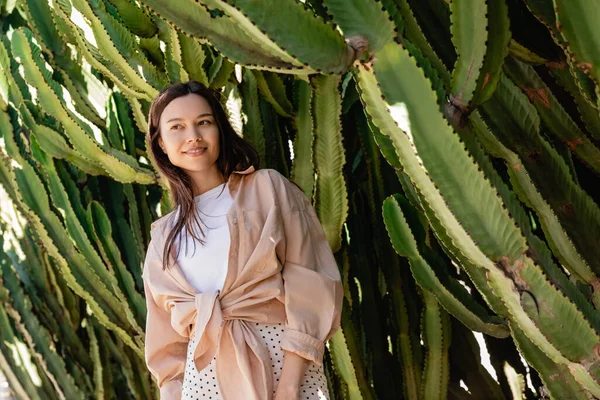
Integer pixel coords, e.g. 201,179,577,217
274,351,309,399
143,239,188,400
271,171,344,399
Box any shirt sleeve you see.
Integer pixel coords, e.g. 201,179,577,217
278,184,344,365
143,239,187,400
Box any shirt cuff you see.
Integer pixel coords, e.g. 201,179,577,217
160,379,183,400
280,328,325,365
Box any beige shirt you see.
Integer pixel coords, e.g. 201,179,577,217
142,166,343,400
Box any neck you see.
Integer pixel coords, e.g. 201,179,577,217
188,165,226,197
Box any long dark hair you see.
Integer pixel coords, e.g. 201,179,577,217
146,81,259,270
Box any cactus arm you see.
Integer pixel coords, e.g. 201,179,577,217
0,109,144,357
202,0,352,73
523,0,599,108
373,42,527,262
393,268,422,400
549,62,600,141
11,29,155,185
380,0,404,35
521,0,566,56
200,0,314,70
98,181,145,289
449,0,488,108
28,133,144,339
21,0,65,60
503,363,525,400
141,0,307,73
252,71,294,117
0,39,23,109
508,40,548,64
79,0,166,91
510,323,594,400
51,3,148,100
55,68,106,130
86,201,147,325
328,314,365,400
1,262,84,399
20,110,106,176
481,74,600,277
85,322,104,400
224,82,244,136
420,291,449,400
320,0,396,53
553,0,600,86
472,0,511,105
127,96,148,134
504,57,600,177
157,18,189,84
470,112,596,286
311,74,348,252
178,32,209,86
0,301,43,400
290,79,315,198
356,64,508,316
383,194,509,338
69,0,161,98
105,0,158,38
239,69,266,168
395,0,450,86
459,113,600,316
362,42,600,395
209,56,234,88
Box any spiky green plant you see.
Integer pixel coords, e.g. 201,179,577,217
0,0,599,399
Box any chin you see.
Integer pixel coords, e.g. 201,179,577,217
180,162,217,174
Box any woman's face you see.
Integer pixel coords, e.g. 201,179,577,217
158,93,220,176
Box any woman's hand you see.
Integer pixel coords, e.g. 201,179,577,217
274,350,309,400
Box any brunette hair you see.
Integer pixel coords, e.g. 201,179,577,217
146,81,259,270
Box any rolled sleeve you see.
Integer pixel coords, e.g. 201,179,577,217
143,240,187,400
279,190,343,365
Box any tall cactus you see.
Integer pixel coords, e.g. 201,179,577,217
0,0,599,399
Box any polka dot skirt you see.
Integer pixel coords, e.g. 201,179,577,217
181,322,330,399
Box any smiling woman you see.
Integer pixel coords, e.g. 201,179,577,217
146,81,260,264
142,81,342,400
158,95,221,189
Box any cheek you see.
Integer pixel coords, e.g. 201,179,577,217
159,135,178,156
207,129,220,148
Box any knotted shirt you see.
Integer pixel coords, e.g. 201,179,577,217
142,167,343,400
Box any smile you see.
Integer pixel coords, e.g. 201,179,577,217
183,148,207,157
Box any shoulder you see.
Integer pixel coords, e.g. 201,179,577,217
149,209,177,238
248,168,308,212
249,168,294,189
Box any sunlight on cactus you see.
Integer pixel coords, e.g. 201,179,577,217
0,0,598,399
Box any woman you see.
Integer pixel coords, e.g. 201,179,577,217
142,81,343,400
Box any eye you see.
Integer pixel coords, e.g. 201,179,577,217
198,120,211,126
170,124,183,130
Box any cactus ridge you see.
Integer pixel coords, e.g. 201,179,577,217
383,194,510,338
312,74,348,253
3,1,600,398
11,29,156,184
290,79,315,198
449,0,488,109
0,110,144,358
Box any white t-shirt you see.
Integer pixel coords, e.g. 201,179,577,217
175,182,233,293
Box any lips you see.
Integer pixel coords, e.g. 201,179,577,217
183,147,207,155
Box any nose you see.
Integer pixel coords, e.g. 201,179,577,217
185,126,203,142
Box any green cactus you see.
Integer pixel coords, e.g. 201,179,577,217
1,0,600,399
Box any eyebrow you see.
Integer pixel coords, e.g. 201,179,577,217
166,113,213,123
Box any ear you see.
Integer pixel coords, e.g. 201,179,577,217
158,137,166,153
